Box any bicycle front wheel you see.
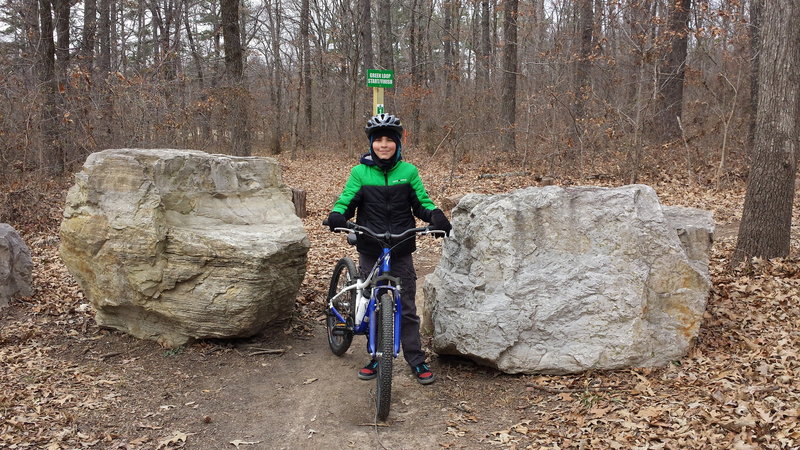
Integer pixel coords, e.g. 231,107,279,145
375,292,395,421
326,257,357,356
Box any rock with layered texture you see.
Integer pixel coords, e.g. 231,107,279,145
0,224,33,308
663,205,714,279
60,149,309,347
424,185,714,374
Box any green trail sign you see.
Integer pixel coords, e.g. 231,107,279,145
367,70,394,88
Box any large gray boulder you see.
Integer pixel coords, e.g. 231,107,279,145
424,185,713,374
60,149,309,347
0,224,33,308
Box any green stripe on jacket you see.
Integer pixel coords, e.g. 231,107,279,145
332,160,436,215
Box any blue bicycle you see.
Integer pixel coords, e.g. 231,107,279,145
323,220,444,421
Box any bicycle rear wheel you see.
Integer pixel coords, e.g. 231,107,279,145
375,292,395,421
326,257,357,356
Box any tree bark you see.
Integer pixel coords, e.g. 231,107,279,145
184,1,205,89
37,0,63,174
733,1,800,264
98,0,113,148
82,0,97,73
221,0,251,156
300,0,312,131
109,0,118,69
410,0,421,141
748,0,762,150
360,0,373,75
575,0,593,121
656,0,691,142
443,0,454,99
23,0,41,169
134,0,147,68
23,0,40,74
98,0,111,79
477,0,491,87
377,0,394,73
54,0,71,164
500,0,519,153
184,0,210,147
81,0,97,75
268,0,283,154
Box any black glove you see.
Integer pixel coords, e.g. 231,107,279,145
327,212,347,232
429,209,452,237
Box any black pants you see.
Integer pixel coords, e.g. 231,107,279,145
358,252,425,367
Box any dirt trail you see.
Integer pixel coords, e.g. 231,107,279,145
73,319,503,450
74,258,493,449
202,326,446,449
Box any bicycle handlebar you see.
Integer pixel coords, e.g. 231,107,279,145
322,219,446,241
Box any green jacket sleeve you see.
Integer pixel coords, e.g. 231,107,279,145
332,166,362,217
409,166,437,221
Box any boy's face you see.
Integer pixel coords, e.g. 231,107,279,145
372,135,397,160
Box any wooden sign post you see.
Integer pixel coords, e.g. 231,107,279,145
366,69,394,115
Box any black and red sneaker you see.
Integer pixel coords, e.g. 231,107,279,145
412,363,435,385
358,359,379,380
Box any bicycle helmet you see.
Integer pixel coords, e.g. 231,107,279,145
364,113,403,137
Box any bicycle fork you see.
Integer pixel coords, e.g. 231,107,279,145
367,286,402,358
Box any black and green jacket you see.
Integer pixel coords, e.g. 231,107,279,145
332,153,437,256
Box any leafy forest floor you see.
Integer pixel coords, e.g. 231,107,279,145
1,150,799,449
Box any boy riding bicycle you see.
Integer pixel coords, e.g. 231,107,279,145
327,113,452,385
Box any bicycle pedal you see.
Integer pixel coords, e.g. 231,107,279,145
331,326,351,336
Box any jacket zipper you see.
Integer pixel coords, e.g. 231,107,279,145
384,169,391,231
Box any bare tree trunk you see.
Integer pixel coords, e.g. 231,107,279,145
594,0,604,43
98,0,113,149
300,0,312,132
360,0,373,75
575,0,592,117
149,1,167,73
377,0,393,73
134,0,147,68
732,2,800,264
37,0,64,174
110,0,118,69
22,0,40,169
23,0,40,77
410,0,421,142
491,0,499,73
424,0,435,84
211,1,223,86
222,0,251,156
575,0,593,163
79,1,98,151
184,0,209,147
656,0,691,142
748,0,762,151
82,0,96,71
268,0,283,154
54,0,71,165
183,3,204,89
500,0,519,153
443,0,454,99
477,0,491,87
453,0,461,90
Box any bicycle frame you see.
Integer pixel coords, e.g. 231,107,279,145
328,247,402,358
325,223,444,359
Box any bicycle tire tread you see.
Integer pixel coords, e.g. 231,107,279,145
375,293,394,421
326,257,357,356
